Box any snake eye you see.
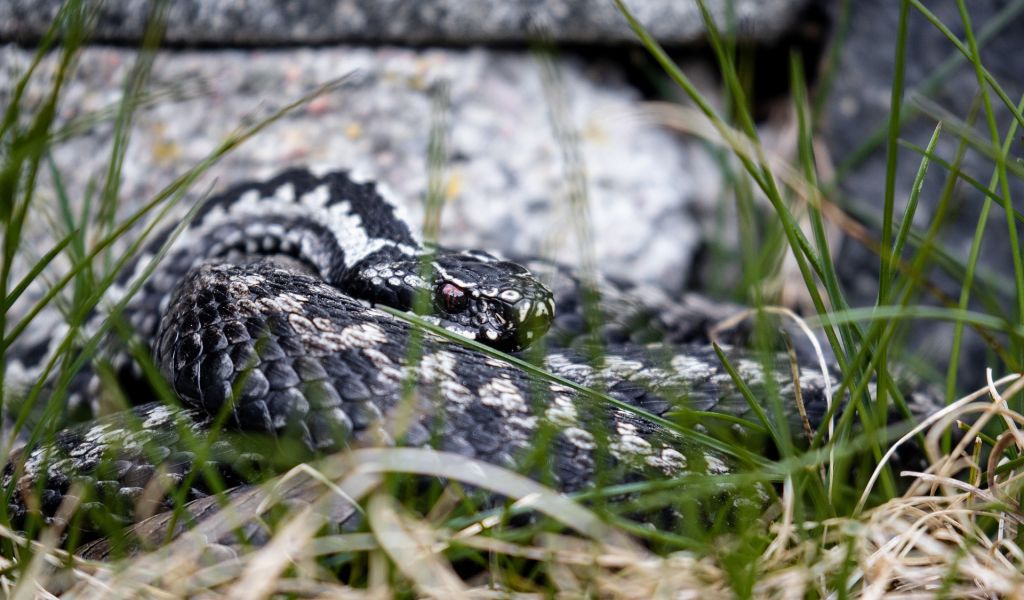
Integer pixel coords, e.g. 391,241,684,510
437,283,468,313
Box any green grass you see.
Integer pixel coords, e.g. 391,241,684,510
2,0,1024,596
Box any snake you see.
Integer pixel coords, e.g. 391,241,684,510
1,168,943,547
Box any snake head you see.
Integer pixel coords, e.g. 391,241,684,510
428,250,555,352
347,249,554,352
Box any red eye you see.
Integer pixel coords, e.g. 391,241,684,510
438,283,468,313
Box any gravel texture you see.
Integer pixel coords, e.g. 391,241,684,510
0,0,812,45
0,44,720,290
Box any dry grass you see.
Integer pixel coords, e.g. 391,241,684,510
2,376,1023,599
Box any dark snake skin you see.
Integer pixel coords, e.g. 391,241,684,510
1,169,945,548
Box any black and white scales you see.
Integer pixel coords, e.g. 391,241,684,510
2,168,943,539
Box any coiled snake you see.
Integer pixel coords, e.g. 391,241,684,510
2,168,941,545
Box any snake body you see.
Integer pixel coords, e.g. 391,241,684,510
2,169,941,540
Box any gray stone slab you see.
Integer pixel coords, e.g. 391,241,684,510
1,44,718,290
0,0,812,45
822,0,1024,384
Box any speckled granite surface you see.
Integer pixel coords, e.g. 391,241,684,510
0,0,812,45
0,45,721,289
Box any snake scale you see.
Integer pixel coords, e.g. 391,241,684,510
2,168,943,547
